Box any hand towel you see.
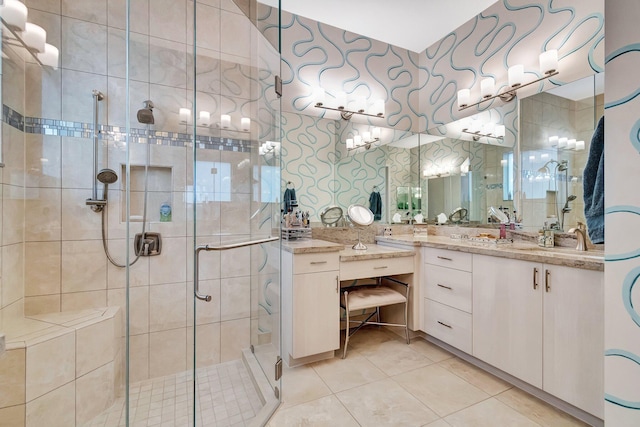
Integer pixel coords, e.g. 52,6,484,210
283,188,297,213
583,116,604,243
369,191,382,220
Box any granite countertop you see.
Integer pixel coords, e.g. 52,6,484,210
281,239,344,254
339,244,415,262
376,235,604,271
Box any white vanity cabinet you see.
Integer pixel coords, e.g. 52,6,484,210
423,248,473,353
472,254,603,418
282,251,341,363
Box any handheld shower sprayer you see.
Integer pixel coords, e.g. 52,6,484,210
97,168,118,201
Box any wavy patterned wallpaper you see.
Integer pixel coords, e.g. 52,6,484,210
279,11,420,132
604,1,640,424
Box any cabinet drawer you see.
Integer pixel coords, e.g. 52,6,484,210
424,247,471,272
424,265,472,312
340,256,413,281
424,298,472,353
293,252,340,274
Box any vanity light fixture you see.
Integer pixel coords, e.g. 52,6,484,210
345,127,381,151
179,108,191,124
313,87,385,120
549,136,585,151
461,121,504,141
1,0,59,68
457,49,559,111
198,111,210,127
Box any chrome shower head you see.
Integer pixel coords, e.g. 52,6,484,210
136,100,155,124
567,194,577,202
97,168,118,184
97,168,117,202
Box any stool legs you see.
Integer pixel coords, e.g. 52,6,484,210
342,290,350,359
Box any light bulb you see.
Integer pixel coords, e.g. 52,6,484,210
21,23,47,53
354,135,362,146
558,137,567,148
1,0,28,31
539,49,558,75
355,96,366,113
363,131,371,142
313,87,325,106
346,138,354,150
567,139,576,149
335,91,347,110
179,108,191,124
576,140,585,151
220,114,231,128
495,125,505,138
371,127,381,139
198,111,210,127
372,99,385,116
241,117,250,131
481,78,495,98
37,43,59,69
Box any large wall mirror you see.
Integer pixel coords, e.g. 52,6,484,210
519,73,604,232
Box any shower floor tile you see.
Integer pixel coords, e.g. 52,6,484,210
82,359,263,427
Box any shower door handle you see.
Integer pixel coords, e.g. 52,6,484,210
194,236,280,302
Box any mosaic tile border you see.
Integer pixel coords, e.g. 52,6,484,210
3,104,252,153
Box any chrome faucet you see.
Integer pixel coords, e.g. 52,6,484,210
568,222,588,251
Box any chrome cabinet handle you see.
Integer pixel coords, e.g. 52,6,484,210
437,321,452,329
545,269,551,293
437,284,452,290
373,266,388,270
336,275,339,293
195,236,279,302
437,256,453,261
310,261,327,265
533,267,539,290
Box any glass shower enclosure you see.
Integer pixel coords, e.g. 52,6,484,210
0,0,282,425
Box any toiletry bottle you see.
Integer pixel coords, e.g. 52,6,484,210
160,202,171,222
499,223,506,239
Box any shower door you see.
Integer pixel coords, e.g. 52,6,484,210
187,0,283,426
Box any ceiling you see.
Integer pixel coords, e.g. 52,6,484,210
259,0,499,53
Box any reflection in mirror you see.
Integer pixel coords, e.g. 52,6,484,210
421,107,515,227
519,73,604,232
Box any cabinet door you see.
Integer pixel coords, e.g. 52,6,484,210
291,271,340,358
543,265,604,418
473,254,543,388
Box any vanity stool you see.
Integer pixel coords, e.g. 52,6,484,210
341,276,410,358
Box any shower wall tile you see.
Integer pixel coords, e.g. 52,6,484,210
186,279,221,325
148,84,188,133
61,17,107,74
220,193,250,234
2,185,25,246
25,64,62,121
220,61,251,100
188,198,221,236
24,188,62,241
75,361,114,425
150,144,188,192
194,91,221,122
107,0,149,34
61,290,107,311
107,29,150,81
27,9,62,54
61,189,102,240
188,322,221,368
187,237,221,281
0,347,26,408
107,243,149,288
220,10,250,59
149,328,187,377
25,0,61,14
220,317,249,363
149,0,187,45
61,240,107,293
25,242,61,297
220,245,250,278
192,47,222,94
0,405,25,427
1,244,24,308
25,381,75,427
108,286,149,335
61,136,99,190
149,236,187,285
149,282,187,332
194,3,221,52
149,38,188,88
25,329,75,401
25,135,62,188
220,276,250,321
62,0,107,25
61,70,108,124
129,334,149,383
106,78,150,129
24,295,61,316
3,126,26,188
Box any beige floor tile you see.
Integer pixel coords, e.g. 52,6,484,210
409,338,455,362
496,387,590,426
266,395,359,427
424,420,452,427
444,398,539,427
337,377,439,426
343,325,397,353
394,364,489,417
311,352,386,393
281,365,332,409
358,338,435,376
438,357,512,396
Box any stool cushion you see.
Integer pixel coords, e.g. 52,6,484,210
343,286,407,312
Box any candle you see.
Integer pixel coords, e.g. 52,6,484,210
241,117,250,131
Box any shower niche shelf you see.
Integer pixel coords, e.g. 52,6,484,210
121,165,173,223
